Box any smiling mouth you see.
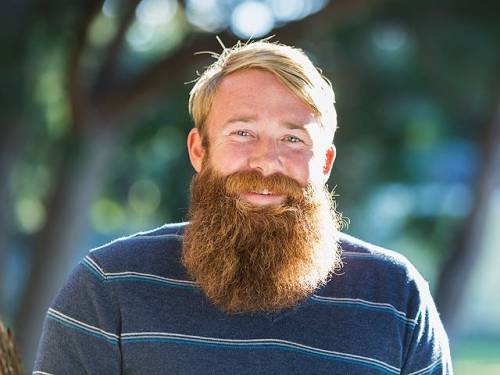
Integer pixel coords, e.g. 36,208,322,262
240,191,286,206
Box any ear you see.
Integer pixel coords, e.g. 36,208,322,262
322,144,336,183
187,128,205,173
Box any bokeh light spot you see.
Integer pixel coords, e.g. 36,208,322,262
90,199,125,234
102,0,120,18
137,0,178,26
373,26,408,52
128,179,162,215
270,0,305,21
185,0,226,32
127,21,155,49
230,1,275,38
89,13,118,47
15,198,46,234
126,1,185,54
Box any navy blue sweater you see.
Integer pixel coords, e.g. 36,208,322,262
34,222,452,374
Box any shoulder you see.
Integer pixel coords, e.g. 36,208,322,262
84,222,189,278
337,232,426,287
320,232,431,320
333,234,452,373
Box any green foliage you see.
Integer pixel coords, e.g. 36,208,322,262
2,2,500,367
301,2,500,280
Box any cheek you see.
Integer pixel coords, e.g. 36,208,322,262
207,143,250,175
281,150,313,185
283,148,328,186
308,153,328,184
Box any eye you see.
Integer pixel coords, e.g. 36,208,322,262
285,135,303,143
229,129,254,141
236,130,250,137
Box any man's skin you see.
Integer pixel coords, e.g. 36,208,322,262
187,69,336,202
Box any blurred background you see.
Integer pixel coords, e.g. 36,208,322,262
1,0,499,373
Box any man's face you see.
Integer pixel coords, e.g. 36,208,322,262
183,69,341,313
188,69,335,201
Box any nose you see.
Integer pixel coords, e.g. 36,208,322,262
247,137,284,176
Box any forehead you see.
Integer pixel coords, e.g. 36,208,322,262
209,69,318,126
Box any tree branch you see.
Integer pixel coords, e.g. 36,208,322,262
93,0,141,95
67,0,102,133
93,0,366,123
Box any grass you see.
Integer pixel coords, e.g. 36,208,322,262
453,338,500,375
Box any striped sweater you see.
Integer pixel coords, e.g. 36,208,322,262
34,222,452,374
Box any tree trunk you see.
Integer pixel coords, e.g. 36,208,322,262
434,86,500,339
0,0,34,316
14,124,124,371
0,121,26,314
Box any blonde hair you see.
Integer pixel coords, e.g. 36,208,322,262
189,40,337,144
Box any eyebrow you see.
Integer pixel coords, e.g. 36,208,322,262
283,122,307,131
225,117,308,131
224,116,257,125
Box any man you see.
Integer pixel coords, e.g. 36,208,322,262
34,40,453,374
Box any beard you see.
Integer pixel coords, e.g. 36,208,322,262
182,164,343,314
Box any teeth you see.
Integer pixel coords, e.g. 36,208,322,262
253,190,272,195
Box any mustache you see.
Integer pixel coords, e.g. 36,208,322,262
224,170,304,201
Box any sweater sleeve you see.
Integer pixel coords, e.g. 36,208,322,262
401,274,453,375
33,254,122,374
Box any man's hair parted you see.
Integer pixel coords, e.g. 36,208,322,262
188,39,338,143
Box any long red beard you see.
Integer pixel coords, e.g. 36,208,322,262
182,167,342,313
